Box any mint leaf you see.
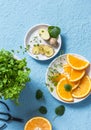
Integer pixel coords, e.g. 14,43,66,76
64,84,72,91
39,106,47,114
48,26,61,38
36,89,43,100
20,46,22,49
55,105,65,116
26,44,30,51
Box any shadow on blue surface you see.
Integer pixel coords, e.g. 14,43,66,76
65,94,91,109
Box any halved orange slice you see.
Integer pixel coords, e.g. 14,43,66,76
56,78,74,102
24,117,52,130
51,73,79,89
67,78,80,90
63,64,71,77
67,54,89,70
72,75,91,98
70,69,85,82
63,64,85,82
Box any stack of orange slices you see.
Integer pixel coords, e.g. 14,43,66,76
56,54,91,102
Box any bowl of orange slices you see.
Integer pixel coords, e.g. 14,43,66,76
46,53,91,103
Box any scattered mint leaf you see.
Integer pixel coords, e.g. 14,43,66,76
39,40,41,43
23,51,25,54
35,56,39,59
39,106,47,114
11,50,14,53
37,44,39,46
20,46,22,49
48,26,61,38
55,105,65,116
64,84,72,91
26,44,30,51
45,83,50,87
24,49,27,52
54,82,58,86
50,87,54,92
36,89,43,100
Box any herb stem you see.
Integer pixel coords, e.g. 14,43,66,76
53,115,58,121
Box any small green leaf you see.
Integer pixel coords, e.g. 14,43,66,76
39,106,47,114
20,46,22,49
50,87,54,92
64,84,72,91
45,83,50,87
23,51,25,54
48,26,61,38
54,82,58,86
55,105,65,116
36,89,43,100
34,44,36,47
35,56,39,59
26,44,30,51
11,50,14,53
37,44,39,46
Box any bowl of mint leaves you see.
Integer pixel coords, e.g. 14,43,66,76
0,49,31,103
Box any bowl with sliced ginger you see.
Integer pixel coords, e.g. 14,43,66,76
24,24,62,60
46,53,91,104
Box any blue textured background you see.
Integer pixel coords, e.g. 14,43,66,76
0,0,91,130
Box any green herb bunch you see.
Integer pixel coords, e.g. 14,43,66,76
0,49,30,102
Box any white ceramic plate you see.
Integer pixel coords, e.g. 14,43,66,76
24,24,62,61
45,53,91,104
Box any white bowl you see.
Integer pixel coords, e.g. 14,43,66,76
24,24,62,61
45,53,91,104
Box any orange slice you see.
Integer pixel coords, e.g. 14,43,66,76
51,72,79,89
63,64,71,76
72,75,91,98
67,54,89,70
56,78,74,102
63,64,85,82
24,117,52,130
70,69,85,82
67,78,80,90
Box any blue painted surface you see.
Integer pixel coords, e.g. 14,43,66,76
0,0,91,130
